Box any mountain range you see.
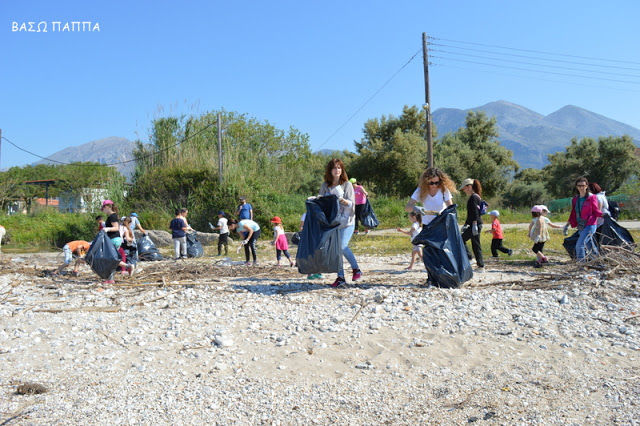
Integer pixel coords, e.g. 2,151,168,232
34,136,138,180
432,101,640,169
31,101,640,176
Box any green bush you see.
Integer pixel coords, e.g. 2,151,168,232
2,209,96,248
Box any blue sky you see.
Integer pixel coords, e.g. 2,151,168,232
1,1,639,169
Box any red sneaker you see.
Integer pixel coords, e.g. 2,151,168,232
352,269,362,281
330,277,346,288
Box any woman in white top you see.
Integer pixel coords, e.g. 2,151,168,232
404,167,456,224
588,182,609,226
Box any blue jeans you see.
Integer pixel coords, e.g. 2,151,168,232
576,225,598,261
338,225,359,278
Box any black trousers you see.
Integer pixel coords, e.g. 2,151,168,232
355,204,365,229
244,230,260,262
490,238,510,257
461,224,484,267
217,232,228,255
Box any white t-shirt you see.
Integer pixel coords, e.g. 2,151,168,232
410,222,422,239
411,187,452,225
595,192,609,226
217,217,229,234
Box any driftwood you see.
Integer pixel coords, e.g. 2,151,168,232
33,306,120,313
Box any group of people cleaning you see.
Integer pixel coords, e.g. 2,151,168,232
54,201,146,282
52,158,612,287
397,170,610,276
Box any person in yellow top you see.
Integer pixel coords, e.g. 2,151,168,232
54,240,91,276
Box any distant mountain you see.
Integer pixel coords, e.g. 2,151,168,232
432,101,640,169
34,136,137,180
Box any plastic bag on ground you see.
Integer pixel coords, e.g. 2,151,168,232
136,235,164,261
412,204,473,288
296,195,343,274
360,198,379,229
84,232,122,280
596,214,635,248
186,233,204,258
122,243,138,266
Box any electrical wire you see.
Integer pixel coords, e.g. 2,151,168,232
315,48,422,150
429,48,640,78
430,54,640,85
1,120,217,168
430,62,640,93
429,36,640,66
428,42,640,72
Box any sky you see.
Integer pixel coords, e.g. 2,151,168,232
1,0,639,170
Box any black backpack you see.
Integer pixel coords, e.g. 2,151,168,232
608,199,620,220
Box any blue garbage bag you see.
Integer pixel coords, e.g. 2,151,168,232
186,233,204,258
412,204,473,288
137,235,163,261
361,198,379,229
296,195,343,274
564,214,635,260
84,232,122,280
597,214,634,247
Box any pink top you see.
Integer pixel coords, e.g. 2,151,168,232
569,194,602,228
354,185,367,205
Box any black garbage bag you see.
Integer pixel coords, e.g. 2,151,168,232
360,198,379,229
296,195,343,274
84,232,122,280
597,214,635,247
122,243,138,266
412,204,473,288
137,235,163,261
186,233,204,258
291,232,301,245
564,215,635,260
562,231,580,260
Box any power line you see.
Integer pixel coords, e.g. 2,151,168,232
1,120,217,168
429,48,640,78
315,48,422,150
429,36,640,66
430,62,640,93
428,42,640,72
430,54,640,85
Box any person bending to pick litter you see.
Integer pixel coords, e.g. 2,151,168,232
229,218,261,266
53,240,91,276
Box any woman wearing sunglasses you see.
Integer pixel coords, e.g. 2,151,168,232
567,176,602,261
405,167,457,225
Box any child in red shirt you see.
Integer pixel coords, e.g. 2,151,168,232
485,210,513,258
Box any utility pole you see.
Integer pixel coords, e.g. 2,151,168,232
422,32,434,168
217,113,223,184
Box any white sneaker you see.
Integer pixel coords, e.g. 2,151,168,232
470,259,477,265
475,267,485,273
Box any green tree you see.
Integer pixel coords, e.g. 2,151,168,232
129,109,318,227
435,111,518,198
350,105,430,196
543,135,640,197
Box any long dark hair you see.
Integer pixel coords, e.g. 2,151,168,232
324,158,349,186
